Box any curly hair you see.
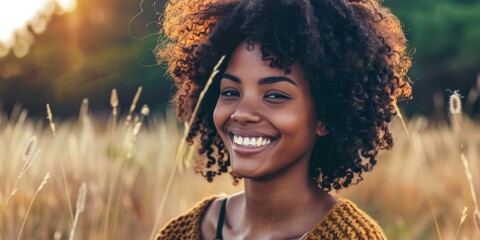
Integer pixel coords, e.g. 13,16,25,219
156,0,412,191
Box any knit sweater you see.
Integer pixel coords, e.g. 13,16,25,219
156,195,386,240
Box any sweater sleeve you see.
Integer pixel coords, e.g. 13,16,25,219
306,198,386,240
156,196,218,240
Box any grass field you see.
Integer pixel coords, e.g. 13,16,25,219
0,96,479,239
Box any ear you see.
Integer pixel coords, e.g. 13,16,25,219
316,121,329,136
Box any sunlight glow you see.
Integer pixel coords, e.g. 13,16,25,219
0,0,77,58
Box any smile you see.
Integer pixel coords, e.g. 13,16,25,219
232,135,274,148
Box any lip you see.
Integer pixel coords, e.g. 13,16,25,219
231,140,277,155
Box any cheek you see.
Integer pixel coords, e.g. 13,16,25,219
272,104,318,143
213,100,230,136
276,105,316,130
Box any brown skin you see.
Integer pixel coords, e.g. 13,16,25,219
201,41,338,239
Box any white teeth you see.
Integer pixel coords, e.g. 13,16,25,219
232,135,273,147
256,137,263,147
249,138,256,146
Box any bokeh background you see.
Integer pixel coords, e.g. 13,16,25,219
1,0,170,118
0,0,479,118
1,0,479,239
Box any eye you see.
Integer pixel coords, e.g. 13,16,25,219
220,89,240,99
265,91,291,103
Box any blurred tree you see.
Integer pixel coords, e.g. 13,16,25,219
0,0,169,118
1,0,479,118
385,0,480,116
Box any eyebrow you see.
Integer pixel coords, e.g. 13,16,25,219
222,73,297,86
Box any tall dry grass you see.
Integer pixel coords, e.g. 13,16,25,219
0,88,479,239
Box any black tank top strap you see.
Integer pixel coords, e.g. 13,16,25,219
214,198,228,240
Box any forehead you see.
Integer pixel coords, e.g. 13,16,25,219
225,41,306,83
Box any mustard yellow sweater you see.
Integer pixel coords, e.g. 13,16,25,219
156,196,386,240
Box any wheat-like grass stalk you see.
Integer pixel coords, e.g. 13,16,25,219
17,172,51,240
111,89,119,138
460,152,480,234
392,99,443,240
111,89,119,114
60,156,74,223
104,89,144,239
392,98,412,142
149,55,226,240
110,102,148,235
125,86,143,127
133,105,150,137
450,91,463,149
46,103,56,136
69,183,87,240
22,135,37,161
47,103,75,222
449,91,480,235
454,207,468,240
460,154,478,209
127,104,149,159
103,90,122,238
5,136,39,207
79,98,90,128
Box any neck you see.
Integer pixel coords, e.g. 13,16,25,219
238,161,334,236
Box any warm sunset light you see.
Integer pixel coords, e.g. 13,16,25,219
0,0,77,58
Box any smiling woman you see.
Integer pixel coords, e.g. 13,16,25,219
155,0,412,239
0,0,76,57
214,41,327,181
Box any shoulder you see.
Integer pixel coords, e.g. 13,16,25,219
200,195,229,239
306,197,386,240
156,195,226,240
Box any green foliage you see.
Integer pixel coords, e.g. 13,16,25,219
386,0,480,72
0,0,169,117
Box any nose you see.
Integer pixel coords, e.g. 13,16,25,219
230,96,262,124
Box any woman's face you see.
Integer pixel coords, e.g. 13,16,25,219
213,41,327,180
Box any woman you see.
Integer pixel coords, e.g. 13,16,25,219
156,0,412,239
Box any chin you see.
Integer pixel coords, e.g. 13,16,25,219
230,163,263,179
230,162,277,181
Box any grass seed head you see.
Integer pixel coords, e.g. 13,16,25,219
23,135,37,161
129,86,143,113
37,172,51,191
76,183,87,212
141,104,150,116
110,89,119,108
46,103,53,121
46,104,56,136
80,98,89,115
449,90,462,114
461,207,468,223
474,209,480,233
